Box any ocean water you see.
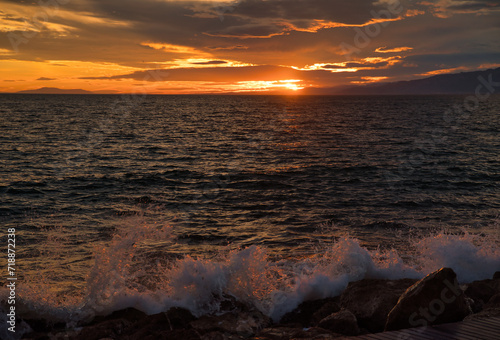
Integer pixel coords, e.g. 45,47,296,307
0,94,499,334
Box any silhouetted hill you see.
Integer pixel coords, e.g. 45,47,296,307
17,87,94,94
333,67,500,95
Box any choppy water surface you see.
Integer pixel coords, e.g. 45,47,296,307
0,94,499,330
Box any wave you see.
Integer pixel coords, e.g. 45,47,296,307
1,223,499,338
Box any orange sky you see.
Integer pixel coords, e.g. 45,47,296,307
1,0,499,94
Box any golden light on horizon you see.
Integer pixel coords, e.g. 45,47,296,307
233,79,305,92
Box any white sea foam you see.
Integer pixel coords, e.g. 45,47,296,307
1,224,499,333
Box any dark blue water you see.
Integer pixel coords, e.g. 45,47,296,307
0,94,499,326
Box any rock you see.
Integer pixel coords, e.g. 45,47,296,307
90,307,147,325
311,298,343,326
486,293,500,307
123,308,197,339
23,318,65,333
165,307,197,329
257,326,303,340
465,294,500,320
288,327,342,339
200,331,245,340
493,272,500,280
190,309,271,338
219,294,253,313
280,297,340,327
75,318,133,340
465,307,500,320
385,268,470,331
318,309,360,336
465,280,497,312
256,326,342,339
138,329,201,340
340,278,417,333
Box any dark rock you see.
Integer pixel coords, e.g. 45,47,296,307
75,318,133,340
311,298,342,325
165,307,197,329
20,332,51,340
190,309,271,337
89,307,147,326
125,310,195,339
288,327,342,339
162,329,201,340
126,328,201,340
280,297,340,327
493,272,500,280
255,326,297,340
24,329,80,340
257,326,342,339
486,293,500,307
385,268,470,331
219,294,253,313
23,319,65,333
200,331,245,340
465,281,497,312
318,309,360,336
464,292,500,320
340,278,417,333
465,307,500,320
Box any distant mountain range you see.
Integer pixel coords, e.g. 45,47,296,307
9,67,500,95
16,87,94,94
326,67,500,95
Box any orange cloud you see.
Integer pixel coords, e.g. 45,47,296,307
375,46,413,53
419,66,470,76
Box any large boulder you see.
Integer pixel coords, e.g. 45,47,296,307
318,309,360,336
339,278,417,332
385,268,470,331
190,309,271,338
279,297,340,327
125,308,197,339
75,318,133,340
89,307,147,325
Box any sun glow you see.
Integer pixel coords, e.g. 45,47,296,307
235,79,305,92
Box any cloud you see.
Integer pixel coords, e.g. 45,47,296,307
375,46,413,53
190,60,227,65
420,0,500,18
36,77,57,80
1,0,499,92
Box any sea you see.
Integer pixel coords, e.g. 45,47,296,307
0,94,499,336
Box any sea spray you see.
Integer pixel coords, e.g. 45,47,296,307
415,230,500,283
1,224,500,332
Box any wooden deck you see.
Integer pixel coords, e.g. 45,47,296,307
348,317,500,340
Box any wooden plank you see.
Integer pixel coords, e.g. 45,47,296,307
433,322,499,340
396,330,447,340
350,335,385,340
469,318,500,330
408,327,456,340
446,320,500,335
346,317,500,340
356,334,392,340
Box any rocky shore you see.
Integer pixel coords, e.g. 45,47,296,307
23,268,500,339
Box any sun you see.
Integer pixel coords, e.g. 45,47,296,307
231,79,305,93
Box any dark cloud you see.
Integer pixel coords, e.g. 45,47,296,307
438,0,500,11
190,60,227,65
36,77,56,80
79,65,301,82
213,0,384,24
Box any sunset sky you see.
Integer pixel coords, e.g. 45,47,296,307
1,0,499,94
